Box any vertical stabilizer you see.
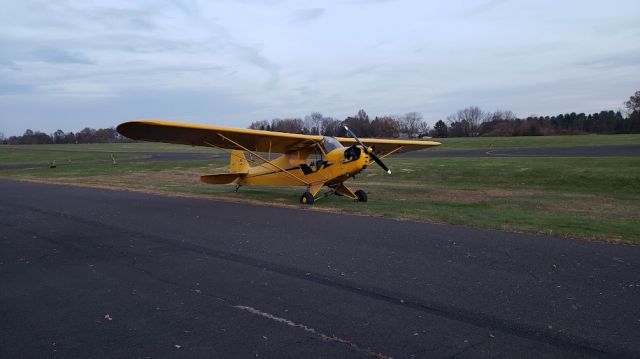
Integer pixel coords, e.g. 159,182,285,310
230,150,250,174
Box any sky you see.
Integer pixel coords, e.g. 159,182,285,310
1,0,639,136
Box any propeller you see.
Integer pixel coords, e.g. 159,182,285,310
343,125,391,174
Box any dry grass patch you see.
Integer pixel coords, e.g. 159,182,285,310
359,183,538,203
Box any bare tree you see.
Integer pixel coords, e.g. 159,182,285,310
402,112,424,138
94,127,118,143
53,129,66,144
418,121,431,137
270,118,305,134
625,90,640,114
65,132,76,144
479,110,518,136
446,115,469,137
321,117,342,136
248,120,270,130
343,109,371,137
304,112,324,135
487,109,516,122
449,106,486,137
371,116,401,138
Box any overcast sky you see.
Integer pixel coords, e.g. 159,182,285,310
1,0,639,136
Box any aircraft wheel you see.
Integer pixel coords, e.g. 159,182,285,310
300,191,315,205
355,190,367,202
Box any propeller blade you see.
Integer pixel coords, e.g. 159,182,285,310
343,125,391,174
370,152,391,174
343,125,366,148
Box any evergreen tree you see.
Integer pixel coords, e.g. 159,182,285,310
433,120,448,138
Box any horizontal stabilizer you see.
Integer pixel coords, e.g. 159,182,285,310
200,173,243,184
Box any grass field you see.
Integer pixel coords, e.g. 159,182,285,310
0,142,219,154
431,133,640,151
2,134,639,244
0,142,216,164
2,132,637,157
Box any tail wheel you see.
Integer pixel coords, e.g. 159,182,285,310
300,191,315,205
355,190,367,202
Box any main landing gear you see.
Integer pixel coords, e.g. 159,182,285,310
300,191,315,205
299,185,367,205
354,189,367,202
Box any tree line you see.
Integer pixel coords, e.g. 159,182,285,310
435,107,640,138
249,90,640,138
3,91,639,143
248,110,430,138
1,127,130,145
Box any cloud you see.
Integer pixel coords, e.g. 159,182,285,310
574,51,640,70
463,0,509,16
0,82,34,95
344,65,381,78
495,42,567,58
349,0,396,4
1,1,638,135
57,4,157,31
0,87,263,136
293,8,325,22
229,44,280,89
31,48,93,64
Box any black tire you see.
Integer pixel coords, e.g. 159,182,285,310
300,191,315,205
355,189,367,202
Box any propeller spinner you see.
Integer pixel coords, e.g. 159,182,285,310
343,125,391,174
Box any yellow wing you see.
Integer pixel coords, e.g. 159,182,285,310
336,137,440,157
117,120,323,153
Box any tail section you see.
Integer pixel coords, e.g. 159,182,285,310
200,150,249,185
229,150,250,174
201,173,242,184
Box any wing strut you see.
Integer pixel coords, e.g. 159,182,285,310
379,145,404,159
211,133,310,186
203,142,259,166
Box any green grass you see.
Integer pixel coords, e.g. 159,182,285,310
1,135,639,244
3,133,639,155
373,157,639,196
0,148,148,164
430,133,640,151
0,142,219,154
0,142,220,164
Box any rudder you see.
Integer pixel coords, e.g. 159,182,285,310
230,150,250,174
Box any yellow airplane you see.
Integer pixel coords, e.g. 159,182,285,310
117,120,440,204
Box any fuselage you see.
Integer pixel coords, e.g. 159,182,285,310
238,137,371,187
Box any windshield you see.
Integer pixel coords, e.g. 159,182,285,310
322,136,344,153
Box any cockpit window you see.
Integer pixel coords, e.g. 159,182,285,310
322,136,344,153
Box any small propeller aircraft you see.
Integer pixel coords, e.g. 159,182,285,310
117,120,440,204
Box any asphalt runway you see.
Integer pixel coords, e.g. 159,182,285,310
1,180,639,358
